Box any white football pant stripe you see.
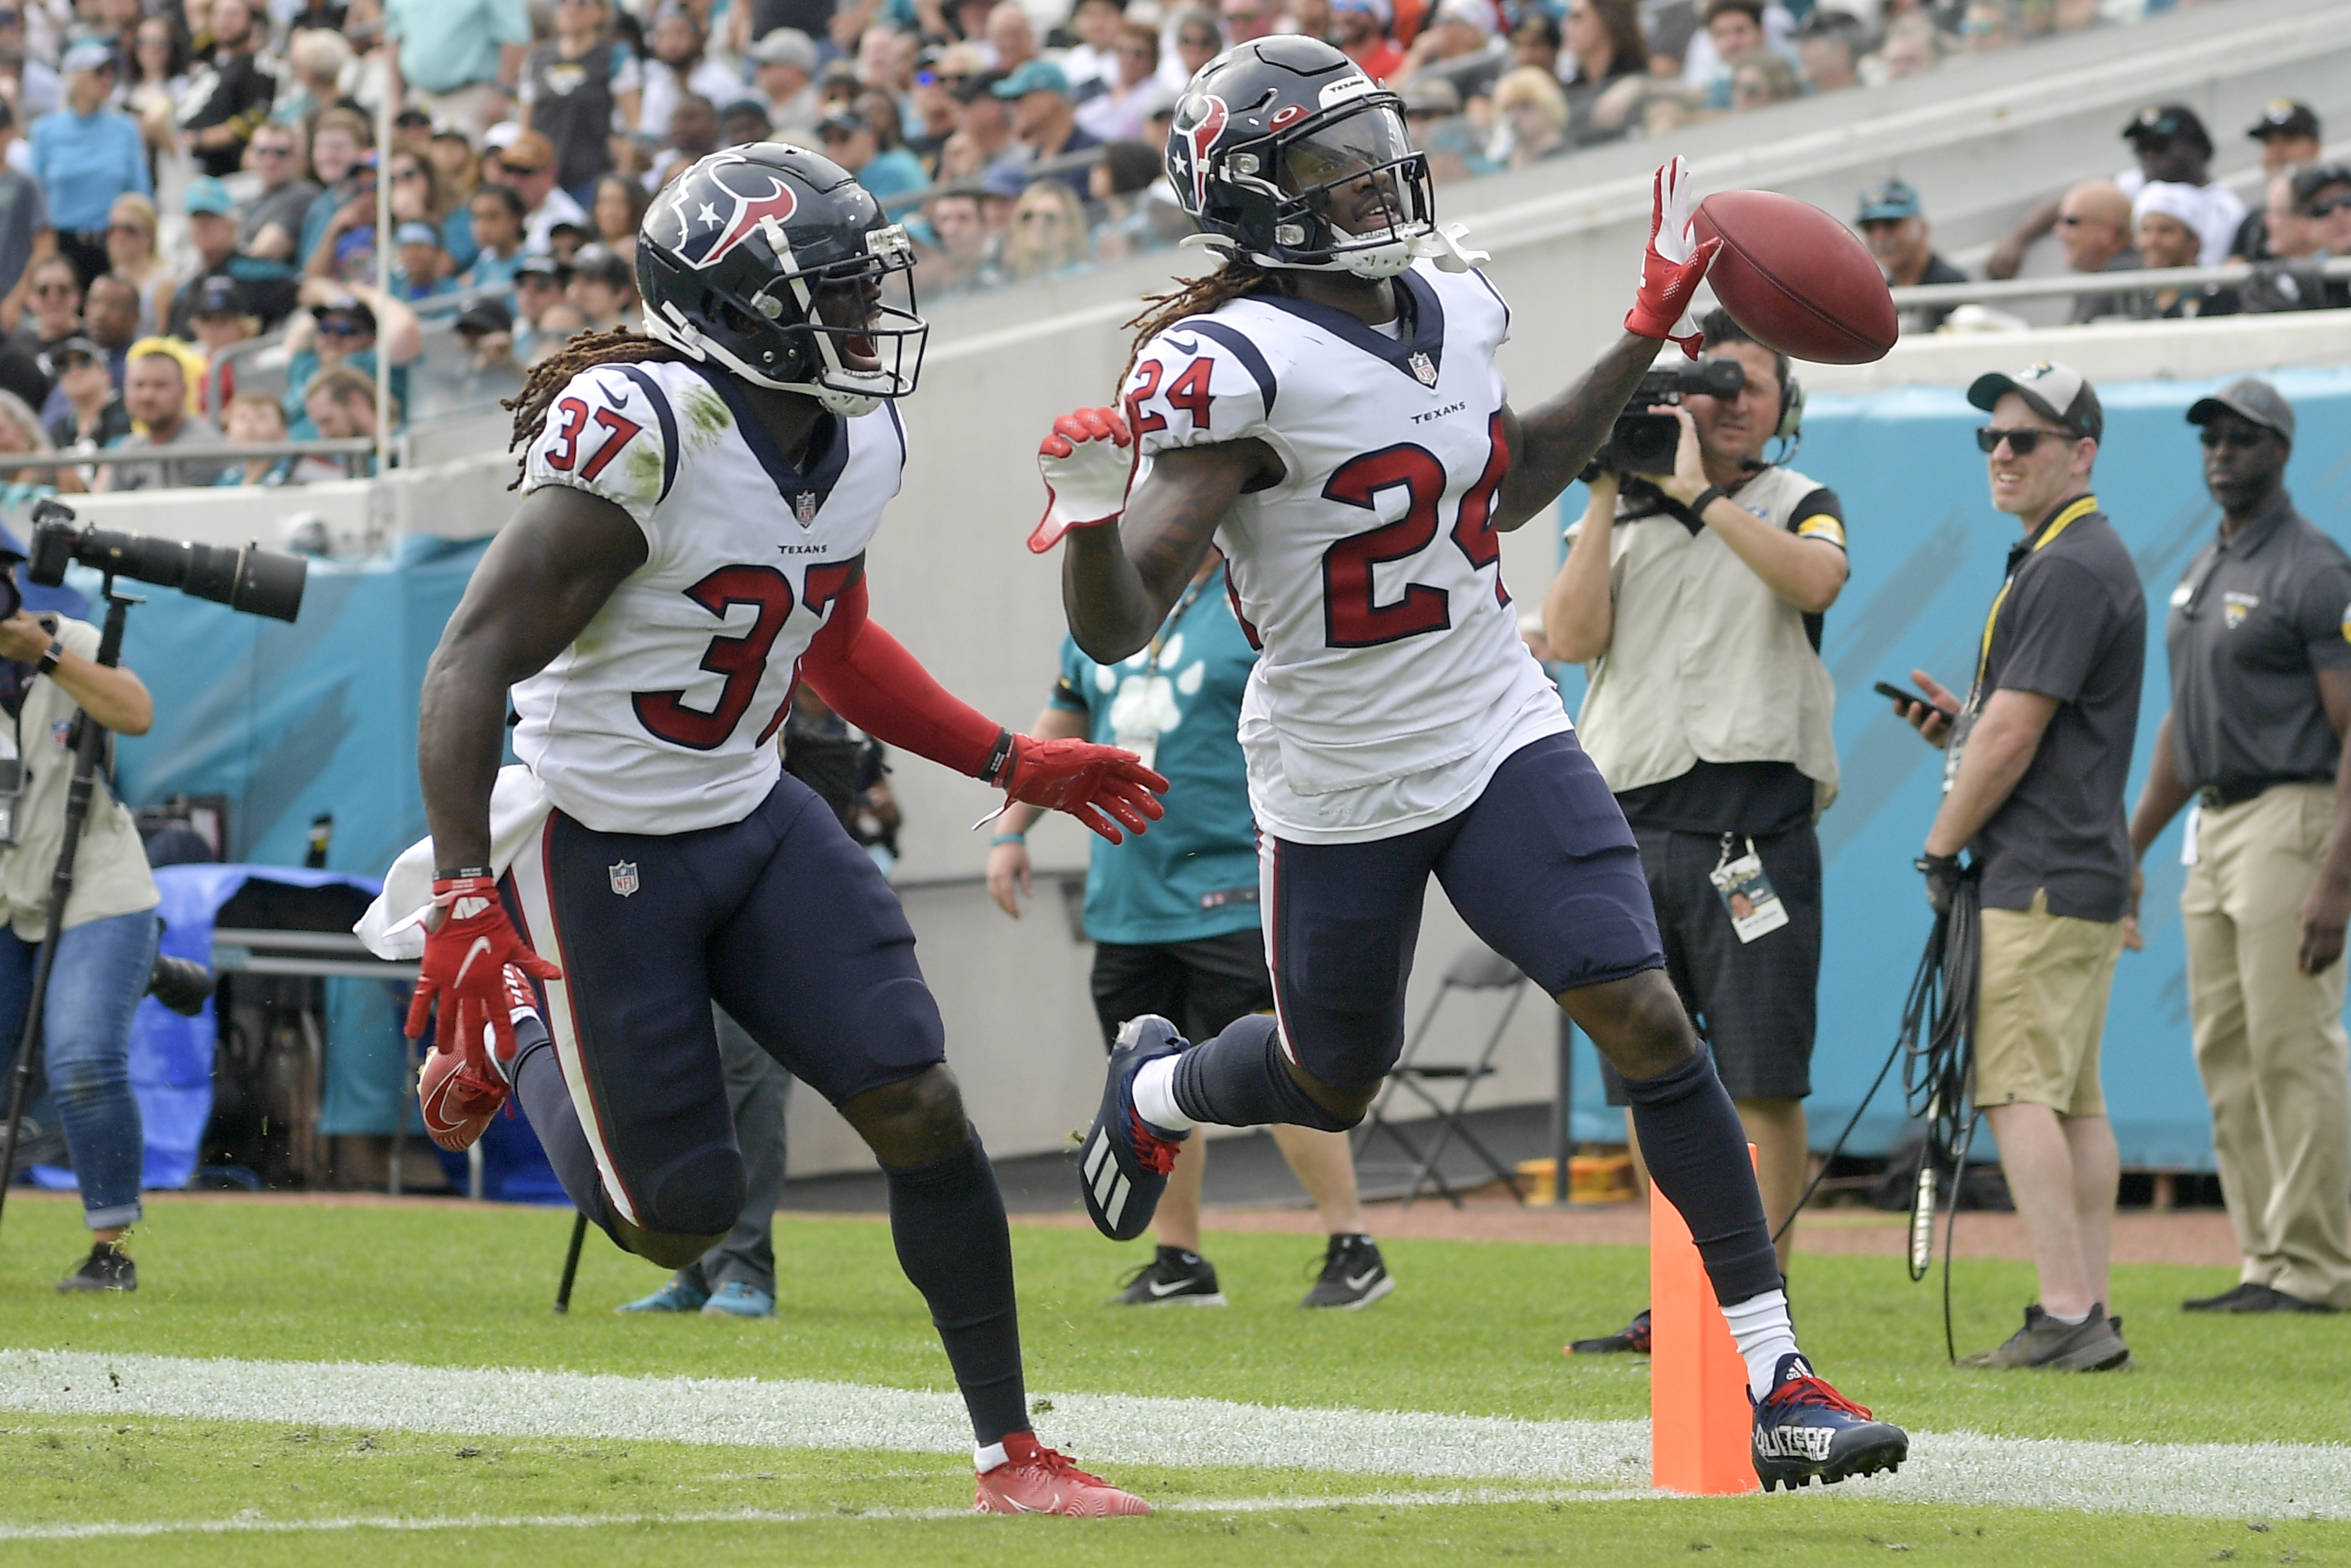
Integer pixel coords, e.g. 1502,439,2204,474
509,820,642,1227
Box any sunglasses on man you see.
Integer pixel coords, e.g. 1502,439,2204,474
1974,426,2077,455
2301,193,2349,220
2197,424,2270,450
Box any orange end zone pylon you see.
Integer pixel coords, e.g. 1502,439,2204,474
1649,1144,1759,1495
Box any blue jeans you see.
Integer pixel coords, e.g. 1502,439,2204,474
0,910,159,1230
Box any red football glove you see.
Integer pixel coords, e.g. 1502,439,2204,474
1029,406,1138,554
996,735,1168,843
1624,155,1721,360
402,875,563,1068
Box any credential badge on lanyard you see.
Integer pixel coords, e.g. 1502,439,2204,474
1709,834,1790,944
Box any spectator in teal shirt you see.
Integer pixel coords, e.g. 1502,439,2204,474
31,44,150,284
986,555,1392,1311
385,0,534,138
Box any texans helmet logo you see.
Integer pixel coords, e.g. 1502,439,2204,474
662,151,801,271
1168,94,1230,213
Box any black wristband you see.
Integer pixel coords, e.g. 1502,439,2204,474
980,728,1017,788
434,865,494,882
33,638,62,678
1687,484,1727,520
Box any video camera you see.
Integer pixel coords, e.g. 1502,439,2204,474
25,500,305,623
1588,356,1747,476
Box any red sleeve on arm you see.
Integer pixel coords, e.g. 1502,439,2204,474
798,576,1004,779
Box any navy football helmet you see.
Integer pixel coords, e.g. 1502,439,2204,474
638,144,926,415
1165,36,1435,278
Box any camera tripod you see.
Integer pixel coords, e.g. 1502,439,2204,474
0,581,141,1237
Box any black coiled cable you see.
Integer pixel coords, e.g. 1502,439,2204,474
1769,864,1982,1362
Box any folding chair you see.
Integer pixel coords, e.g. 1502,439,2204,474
1350,943,1532,1208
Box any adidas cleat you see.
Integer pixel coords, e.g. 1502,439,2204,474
1566,1306,1651,1356
1751,1353,1907,1491
1076,1015,1190,1242
974,1433,1151,1516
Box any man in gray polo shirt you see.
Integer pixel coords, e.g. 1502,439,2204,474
1895,360,2144,1371
2127,378,2351,1314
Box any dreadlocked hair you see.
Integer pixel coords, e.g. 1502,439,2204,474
1119,253,1277,390
505,327,691,489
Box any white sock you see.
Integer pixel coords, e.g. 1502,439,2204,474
2043,1307,2091,1326
1721,1287,1800,1400
1131,1056,1193,1132
974,1440,1008,1472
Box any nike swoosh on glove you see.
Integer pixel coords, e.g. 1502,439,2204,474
998,735,1168,843
1624,155,1721,359
403,874,562,1072
1030,406,1138,554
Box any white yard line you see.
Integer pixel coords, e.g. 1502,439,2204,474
0,1487,1656,1542
1,1349,2346,1522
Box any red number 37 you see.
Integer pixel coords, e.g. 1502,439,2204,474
544,395,643,482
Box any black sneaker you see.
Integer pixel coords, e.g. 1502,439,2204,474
1111,1246,1226,1307
1566,1307,1651,1356
1302,1234,1393,1309
58,1241,136,1293
1751,1353,1908,1491
2240,1284,2339,1314
2182,1281,2271,1312
1955,1302,2132,1370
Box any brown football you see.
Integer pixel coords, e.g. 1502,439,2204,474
1692,190,1898,364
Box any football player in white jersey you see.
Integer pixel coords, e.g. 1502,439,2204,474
1029,38,1908,1491
396,145,1163,1517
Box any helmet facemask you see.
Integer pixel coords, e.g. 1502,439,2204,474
646,219,928,417
1228,101,1435,278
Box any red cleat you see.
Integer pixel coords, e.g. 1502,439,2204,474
418,965,544,1152
973,1433,1151,1517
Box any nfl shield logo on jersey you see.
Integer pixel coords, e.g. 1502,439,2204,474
793,491,819,526
1409,351,1438,387
609,861,640,897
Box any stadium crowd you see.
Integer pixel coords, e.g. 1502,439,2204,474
0,0,2310,513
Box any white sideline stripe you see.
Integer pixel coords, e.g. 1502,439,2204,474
0,1486,1656,1542
3,1350,2349,1521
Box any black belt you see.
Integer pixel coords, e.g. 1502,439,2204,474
2198,777,2330,810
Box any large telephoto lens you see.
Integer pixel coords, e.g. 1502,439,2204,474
68,528,305,622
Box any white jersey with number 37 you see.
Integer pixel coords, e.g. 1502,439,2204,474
512,357,906,835
1125,260,1569,843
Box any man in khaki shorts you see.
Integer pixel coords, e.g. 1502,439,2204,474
1892,363,2145,1371
2127,379,2351,1315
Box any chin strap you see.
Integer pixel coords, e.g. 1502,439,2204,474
1412,223,1487,273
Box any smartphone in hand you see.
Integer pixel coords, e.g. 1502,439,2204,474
1873,679,1933,712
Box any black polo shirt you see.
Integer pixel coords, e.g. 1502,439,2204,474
1953,494,2146,922
2164,491,2351,795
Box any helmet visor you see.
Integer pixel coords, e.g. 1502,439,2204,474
1274,101,1431,254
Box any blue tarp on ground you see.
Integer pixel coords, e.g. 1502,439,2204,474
1554,364,2351,1168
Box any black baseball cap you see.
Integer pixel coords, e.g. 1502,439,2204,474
192,275,242,318
2186,377,2293,443
1967,360,2103,443
569,242,633,290
2247,99,2319,141
455,296,515,336
515,254,572,286
308,292,378,333
2290,163,2351,209
2123,103,2212,153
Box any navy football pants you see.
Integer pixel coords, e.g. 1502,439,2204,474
504,772,946,1237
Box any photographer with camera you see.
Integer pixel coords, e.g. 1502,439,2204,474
1544,307,1846,1355
0,535,159,1292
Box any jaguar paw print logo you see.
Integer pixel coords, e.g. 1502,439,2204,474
2223,590,2259,630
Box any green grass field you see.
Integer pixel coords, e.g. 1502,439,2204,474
0,1192,2345,1566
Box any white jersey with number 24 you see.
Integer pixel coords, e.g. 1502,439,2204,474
1124,259,1569,844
